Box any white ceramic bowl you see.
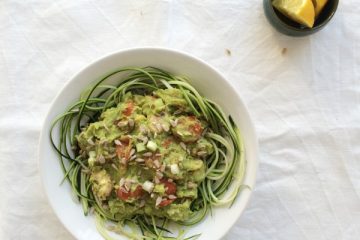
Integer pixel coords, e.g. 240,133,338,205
39,48,258,240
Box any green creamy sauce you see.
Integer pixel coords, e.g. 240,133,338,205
77,88,214,222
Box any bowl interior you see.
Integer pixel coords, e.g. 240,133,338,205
39,48,258,240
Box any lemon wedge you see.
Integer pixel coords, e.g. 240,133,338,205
312,0,328,17
273,0,315,28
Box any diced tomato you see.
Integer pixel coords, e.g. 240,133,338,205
120,136,131,145
116,144,131,161
158,199,174,207
117,187,131,200
162,138,172,148
117,185,144,201
181,116,203,136
123,102,134,116
116,138,132,161
160,179,177,195
191,122,203,135
131,185,144,198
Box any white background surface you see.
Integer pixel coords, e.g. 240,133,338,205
1,1,359,240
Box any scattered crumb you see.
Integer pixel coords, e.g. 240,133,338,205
225,48,231,56
281,48,287,55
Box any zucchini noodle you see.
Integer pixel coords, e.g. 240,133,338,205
50,67,246,239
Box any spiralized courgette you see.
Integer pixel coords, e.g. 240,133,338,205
50,67,246,239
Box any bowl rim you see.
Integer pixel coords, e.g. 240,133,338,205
266,0,339,32
38,47,259,240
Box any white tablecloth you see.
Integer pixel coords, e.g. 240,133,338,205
1,1,359,239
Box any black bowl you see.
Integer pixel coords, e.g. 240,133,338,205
263,0,339,36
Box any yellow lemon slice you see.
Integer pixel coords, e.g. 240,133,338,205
312,0,328,17
273,0,315,28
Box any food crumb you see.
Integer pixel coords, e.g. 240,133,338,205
225,49,231,56
281,48,287,55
